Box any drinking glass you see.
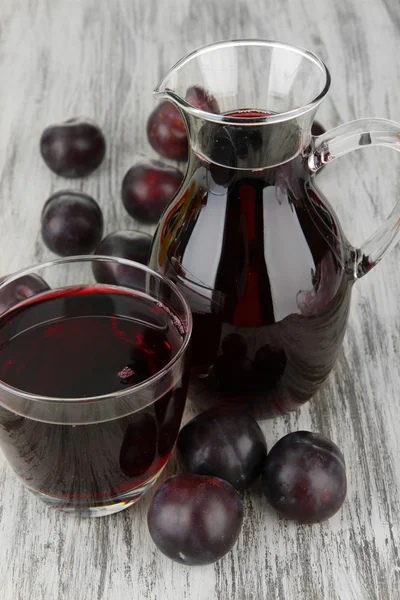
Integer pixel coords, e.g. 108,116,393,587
0,256,192,516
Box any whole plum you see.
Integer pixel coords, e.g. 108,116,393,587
176,407,267,490
147,102,188,161
121,161,183,224
148,474,243,565
0,274,49,314
262,431,347,524
40,118,106,177
41,191,103,256
92,230,152,285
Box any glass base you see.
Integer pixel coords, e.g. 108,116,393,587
25,469,165,517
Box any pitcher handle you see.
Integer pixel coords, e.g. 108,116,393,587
309,118,400,278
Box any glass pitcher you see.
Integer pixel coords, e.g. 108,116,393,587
149,40,400,418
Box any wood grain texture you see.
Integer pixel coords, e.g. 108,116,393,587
0,0,400,598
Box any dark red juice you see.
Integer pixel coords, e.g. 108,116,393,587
0,285,188,508
150,110,353,417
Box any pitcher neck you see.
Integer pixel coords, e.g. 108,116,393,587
181,109,317,169
154,40,330,168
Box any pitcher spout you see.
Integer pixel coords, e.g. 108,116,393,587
153,77,180,106
153,52,200,113
154,67,220,119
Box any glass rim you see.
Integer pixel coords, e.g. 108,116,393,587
0,255,193,405
155,38,331,126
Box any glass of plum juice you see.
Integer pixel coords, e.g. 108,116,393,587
0,256,192,516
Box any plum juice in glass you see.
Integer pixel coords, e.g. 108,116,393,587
0,257,192,516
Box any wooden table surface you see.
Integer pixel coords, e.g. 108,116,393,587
1,0,400,598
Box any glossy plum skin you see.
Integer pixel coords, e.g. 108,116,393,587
121,161,183,224
147,87,219,160
176,407,267,490
262,431,347,524
185,85,220,113
148,474,243,565
40,118,106,177
92,230,152,285
0,275,49,314
147,102,188,161
41,191,103,256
